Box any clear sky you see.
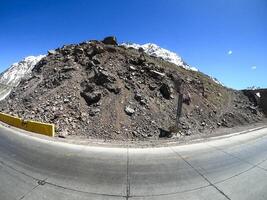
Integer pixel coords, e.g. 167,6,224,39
0,0,266,89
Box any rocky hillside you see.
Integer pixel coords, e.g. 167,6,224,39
0,37,264,141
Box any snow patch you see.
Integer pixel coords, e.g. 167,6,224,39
121,43,198,72
0,55,45,87
121,42,225,85
256,92,261,98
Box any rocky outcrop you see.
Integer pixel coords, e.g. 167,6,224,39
243,89,267,116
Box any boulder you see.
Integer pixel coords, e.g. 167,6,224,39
159,128,172,138
160,83,172,99
102,36,118,45
73,47,84,55
80,91,101,105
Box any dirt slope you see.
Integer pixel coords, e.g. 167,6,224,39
0,38,264,141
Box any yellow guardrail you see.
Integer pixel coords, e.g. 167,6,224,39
0,112,55,137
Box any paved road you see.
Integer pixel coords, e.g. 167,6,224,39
1,125,267,200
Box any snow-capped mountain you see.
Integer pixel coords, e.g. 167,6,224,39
0,55,45,101
121,43,198,71
0,55,45,87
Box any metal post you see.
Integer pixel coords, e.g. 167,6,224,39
175,81,184,127
176,93,183,125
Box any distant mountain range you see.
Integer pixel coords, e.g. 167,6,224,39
0,55,45,87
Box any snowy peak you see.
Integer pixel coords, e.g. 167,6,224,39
121,42,198,72
0,55,45,87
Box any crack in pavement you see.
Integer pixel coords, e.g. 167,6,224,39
18,178,47,200
0,159,39,181
126,147,130,200
207,143,267,176
170,147,232,200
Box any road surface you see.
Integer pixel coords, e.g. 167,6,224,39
1,124,267,200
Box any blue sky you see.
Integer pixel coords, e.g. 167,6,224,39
0,0,266,89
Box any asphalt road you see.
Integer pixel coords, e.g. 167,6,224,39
1,125,267,200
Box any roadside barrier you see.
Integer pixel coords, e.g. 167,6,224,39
0,112,55,137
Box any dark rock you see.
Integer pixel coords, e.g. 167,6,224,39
94,69,116,85
160,83,172,99
129,57,145,65
159,128,172,138
134,92,142,101
102,36,118,45
92,57,101,65
183,93,191,105
74,47,84,55
106,83,121,94
80,91,101,105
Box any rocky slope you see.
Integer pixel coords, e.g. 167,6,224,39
0,37,264,141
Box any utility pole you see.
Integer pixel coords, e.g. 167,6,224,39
175,80,184,128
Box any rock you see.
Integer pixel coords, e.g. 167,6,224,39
140,99,146,105
106,83,121,94
63,98,69,103
61,66,76,72
125,106,135,115
183,93,191,105
201,122,206,126
87,45,105,57
102,36,118,45
129,66,136,71
150,70,165,79
48,50,56,55
247,106,258,114
92,57,101,65
80,91,101,105
89,108,101,116
94,69,116,85
160,83,172,99
159,128,172,138
74,47,84,55
149,84,157,90
134,92,142,101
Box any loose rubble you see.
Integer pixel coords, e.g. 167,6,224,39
0,37,264,141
